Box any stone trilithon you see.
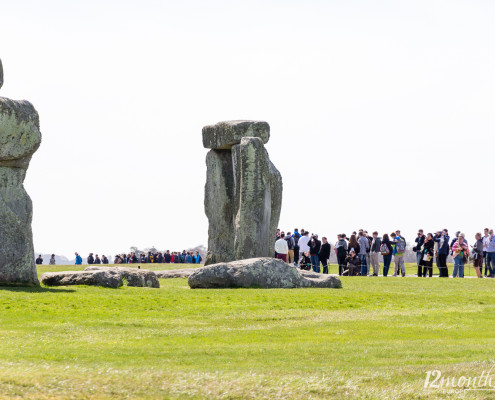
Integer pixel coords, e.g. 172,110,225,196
0,58,41,286
203,120,282,265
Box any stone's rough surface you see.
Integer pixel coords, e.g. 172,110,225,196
41,270,123,288
0,88,42,286
0,59,3,90
188,258,342,289
202,120,270,150
232,137,281,260
155,269,195,278
0,98,42,162
203,120,282,266
84,266,160,288
204,149,235,265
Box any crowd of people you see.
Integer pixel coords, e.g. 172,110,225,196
71,251,202,265
274,228,495,278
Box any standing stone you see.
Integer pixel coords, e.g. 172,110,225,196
0,59,3,90
203,120,282,265
0,59,41,286
204,149,235,265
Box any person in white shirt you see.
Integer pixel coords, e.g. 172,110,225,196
298,231,311,260
482,228,490,276
274,233,289,262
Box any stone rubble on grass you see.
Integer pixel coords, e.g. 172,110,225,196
0,57,42,286
155,269,195,278
40,270,123,288
84,266,160,288
188,257,342,289
203,120,282,265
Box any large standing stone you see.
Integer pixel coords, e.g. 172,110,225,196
0,59,3,90
202,120,270,150
232,137,281,260
203,120,282,266
204,149,235,265
188,258,342,289
0,67,42,286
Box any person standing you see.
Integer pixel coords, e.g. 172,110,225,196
319,237,331,274
292,229,301,266
435,229,450,277
35,255,43,265
486,229,495,278
471,233,484,278
49,254,56,265
335,234,348,276
393,231,406,277
419,233,434,277
75,252,82,265
285,232,295,265
274,233,289,262
102,255,109,264
298,231,310,261
381,234,394,277
483,228,490,276
452,234,469,278
414,229,426,275
358,232,370,276
87,253,94,265
94,254,101,264
370,232,381,276
308,234,322,273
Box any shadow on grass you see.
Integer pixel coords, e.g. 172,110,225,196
0,286,75,293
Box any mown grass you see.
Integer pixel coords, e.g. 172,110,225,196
0,264,493,399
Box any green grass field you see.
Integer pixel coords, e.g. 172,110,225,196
0,263,493,399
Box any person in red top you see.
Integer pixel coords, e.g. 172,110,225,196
452,234,469,278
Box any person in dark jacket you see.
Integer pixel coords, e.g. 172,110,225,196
35,255,43,265
471,233,483,278
292,229,301,266
319,237,331,274
419,233,434,277
102,255,109,264
308,234,322,273
87,253,94,264
434,229,450,277
94,254,101,264
343,250,361,276
335,234,348,276
164,251,171,263
414,229,426,272
370,232,382,276
381,234,394,276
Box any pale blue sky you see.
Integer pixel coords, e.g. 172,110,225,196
1,0,494,257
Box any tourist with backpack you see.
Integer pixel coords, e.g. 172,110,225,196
370,232,381,276
393,230,406,277
380,234,394,276
285,232,295,265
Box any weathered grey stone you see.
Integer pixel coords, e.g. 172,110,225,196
188,258,342,289
232,137,282,260
0,59,3,91
84,266,160,288
204,149,235,265
0,93,42,286
40,270,123,288
155,269,195,278
202,120,270,150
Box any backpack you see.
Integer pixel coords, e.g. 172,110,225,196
396,238,406,253
380,243,390,255
293,234,300,246
285,236,294,250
